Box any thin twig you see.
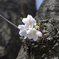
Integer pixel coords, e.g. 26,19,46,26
39,25,50,49
20,0,25,18
0,14,19,30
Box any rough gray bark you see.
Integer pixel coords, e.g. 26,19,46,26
17,0,59,59
34,0,59,59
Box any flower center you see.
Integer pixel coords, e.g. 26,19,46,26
27,29,29,30
29,21,32,24
33,32,36,35
23,30,25,32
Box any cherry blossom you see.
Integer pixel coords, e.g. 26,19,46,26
27,28,42,41
22,14,36,28
18,25,28,39
18,14,42,41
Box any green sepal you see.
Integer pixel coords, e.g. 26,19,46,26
38,19,41,25
39,23,41,25
20,17,23,20
35,25,39,29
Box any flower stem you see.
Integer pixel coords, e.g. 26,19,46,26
20,0,25,18
39,25,50,49
0,14,19,30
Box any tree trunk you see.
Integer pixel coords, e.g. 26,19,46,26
35,0,59,59
17,0,59,59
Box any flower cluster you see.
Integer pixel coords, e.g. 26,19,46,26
18,15,42,41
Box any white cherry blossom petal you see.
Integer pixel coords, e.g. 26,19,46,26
18,25,25,30
36,31,42,37
27,28,42,41
18,24,28,30
27,15,36,25
18,24,29,39
22,14,36,28
33,35,38,41
27,34,33,39
19,30,26,36
22,18,28,24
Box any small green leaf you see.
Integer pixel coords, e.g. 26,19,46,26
38,20,40,23
20,17,23,20
39,23,41,25
35,25,39,29
38,19,41,25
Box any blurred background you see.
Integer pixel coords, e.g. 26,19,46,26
36,0,43,10
0,0,43,59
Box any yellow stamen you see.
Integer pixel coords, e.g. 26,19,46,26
29,21,32,24
23,30,25,32
33,32,36,35
27,29,29,30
